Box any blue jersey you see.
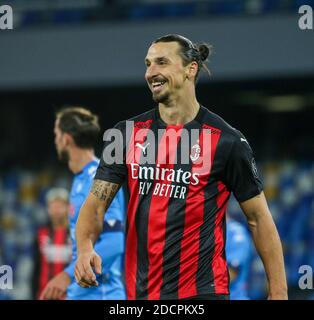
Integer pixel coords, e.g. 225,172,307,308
226,219,252,300
64,159,126,300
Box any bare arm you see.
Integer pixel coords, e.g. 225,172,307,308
74,179,120,288
76,179,120,253
228,267,238,283
240,192,288,299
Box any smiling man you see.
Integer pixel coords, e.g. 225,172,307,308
75,34,288,300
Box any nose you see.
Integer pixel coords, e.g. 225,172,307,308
145,64,159,82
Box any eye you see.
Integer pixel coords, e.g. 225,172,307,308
158,60,167,65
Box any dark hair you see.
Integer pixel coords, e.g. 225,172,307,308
153,34,212,82
56,107,100,149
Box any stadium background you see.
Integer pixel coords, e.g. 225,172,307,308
0,0,313,299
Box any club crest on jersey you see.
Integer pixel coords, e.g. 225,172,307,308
251,158,259,179
190,143,201,162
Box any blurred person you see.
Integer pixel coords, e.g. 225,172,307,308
33,188,71,299
226,216,252,300
40,107,126,300
75,34,287,300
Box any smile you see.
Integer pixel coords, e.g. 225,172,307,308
152,80,166,93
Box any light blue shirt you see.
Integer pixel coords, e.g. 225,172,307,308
226,219,252,300
64,159,126,300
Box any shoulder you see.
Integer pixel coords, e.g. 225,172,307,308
86,161,99,178
37,225,49,235
114,108,156,130
201,107,253,161
201,106,244,141
128,108,156,123
73,163,98,194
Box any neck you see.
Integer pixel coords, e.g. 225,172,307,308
51,217,68,229
68,147,96,174
158,86,200,125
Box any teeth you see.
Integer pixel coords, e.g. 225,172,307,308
152,81,165,87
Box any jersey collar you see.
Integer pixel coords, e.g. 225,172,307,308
154,105,206,128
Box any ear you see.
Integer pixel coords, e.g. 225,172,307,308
63,132,74,147
186,61,198,80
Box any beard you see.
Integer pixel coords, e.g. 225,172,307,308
57,149,69,164
152,91,170,104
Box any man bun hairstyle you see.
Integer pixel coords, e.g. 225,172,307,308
56,106,100,149
198,43,211,62
153,34,213,82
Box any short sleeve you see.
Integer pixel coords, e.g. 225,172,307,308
223,132,263,202
94,121,128,185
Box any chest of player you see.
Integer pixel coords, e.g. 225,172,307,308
38,228,71,263
125,126,223,200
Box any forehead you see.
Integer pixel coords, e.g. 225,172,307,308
145,42,181,61
48,199,68,206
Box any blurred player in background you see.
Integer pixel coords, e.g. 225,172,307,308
33,188,72,299
226,216,252,300
40,107,126,300
75,34,287,300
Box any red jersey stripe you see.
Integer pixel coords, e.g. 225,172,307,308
38,228,50,298
147,126,183,300
213,181,230,294
125,124,152,299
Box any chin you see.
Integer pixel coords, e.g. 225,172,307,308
153,92,170,104
58,150,69,164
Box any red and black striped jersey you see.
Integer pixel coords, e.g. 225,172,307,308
35,225,72,298
95,105,263,300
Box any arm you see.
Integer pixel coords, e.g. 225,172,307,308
229,267,238,283
74,179,120,288
40,233,72,300
240,192,288,299
39,271,71,300
39,239,72,300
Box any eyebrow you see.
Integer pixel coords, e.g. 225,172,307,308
145,56,170,64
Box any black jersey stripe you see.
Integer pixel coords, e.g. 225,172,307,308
159,125,197,299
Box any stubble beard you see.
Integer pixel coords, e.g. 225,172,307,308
152,91,170,104
58,149,70,164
